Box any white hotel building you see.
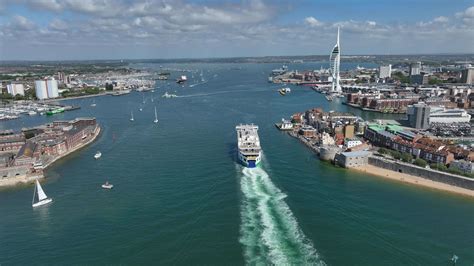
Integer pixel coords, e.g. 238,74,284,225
6,83,25,96
35,78,59,100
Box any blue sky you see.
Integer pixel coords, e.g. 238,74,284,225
0,0,473,60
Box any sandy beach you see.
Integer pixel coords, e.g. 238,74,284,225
353,164,474,198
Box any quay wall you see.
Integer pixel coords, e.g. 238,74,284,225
368,156,474,190
0,125,101,187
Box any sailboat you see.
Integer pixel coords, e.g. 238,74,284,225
142,94,146,104
130,111,134,122
32,180,53,208
154,107,158,124
91,99,97,107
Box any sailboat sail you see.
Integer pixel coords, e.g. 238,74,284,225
36,180,48,201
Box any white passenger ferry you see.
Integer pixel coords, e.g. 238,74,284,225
236,124,262,168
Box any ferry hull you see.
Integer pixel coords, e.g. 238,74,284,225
238,151,261,168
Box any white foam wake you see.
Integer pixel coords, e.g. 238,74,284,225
239,167,325,265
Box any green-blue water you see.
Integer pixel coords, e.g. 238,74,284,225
1,63,473,265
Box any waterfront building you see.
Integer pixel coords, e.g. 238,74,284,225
379,65,392,79
460,67,474,84
407,103,430,129
334,151,370,168
6,83,25,96
14,142,40,166
35,78,59,100
299,125,317,138
344,138,363,149
330,27,342,93
428,107,471,124
320,132,335,146
364,124,396,147
0,133,25,152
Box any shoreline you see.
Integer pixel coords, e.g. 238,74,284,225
43,125,101,170
0,125,101,188
352,164,474,198
284,130,474,198
43,93,108,103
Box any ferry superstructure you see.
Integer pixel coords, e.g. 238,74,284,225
236,124,262,168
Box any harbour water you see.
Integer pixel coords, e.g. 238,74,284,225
0,63,473,265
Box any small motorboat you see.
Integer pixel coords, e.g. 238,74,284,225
101,181,113,189
278,87,291,96
94,151,102,159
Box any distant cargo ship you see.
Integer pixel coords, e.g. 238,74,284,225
236,124,262,168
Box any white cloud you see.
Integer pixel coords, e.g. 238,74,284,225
433,16,449,23
10,15,36,31
49,19,68,30
30,0,62,12
305,16,323,27
0,1,473,59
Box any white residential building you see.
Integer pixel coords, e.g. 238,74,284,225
345,138,363,149
6,83,25,96
35,78,59,100
379,65,391,79
320,132,335,146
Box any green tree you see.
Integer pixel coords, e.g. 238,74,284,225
378,148,388,154
414,158,428,168
430,163,447,171
401,152,413,163
390,150,402,160
428,77,442,85
447,167,463,176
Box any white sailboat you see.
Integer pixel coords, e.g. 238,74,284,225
32,180,53,208
154,107,158,124
91,99,97,107
130,111,134,122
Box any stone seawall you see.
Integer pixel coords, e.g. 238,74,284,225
368,156,474,190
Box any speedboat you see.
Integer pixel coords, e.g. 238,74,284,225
94,151,102,159
101,181,114,189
